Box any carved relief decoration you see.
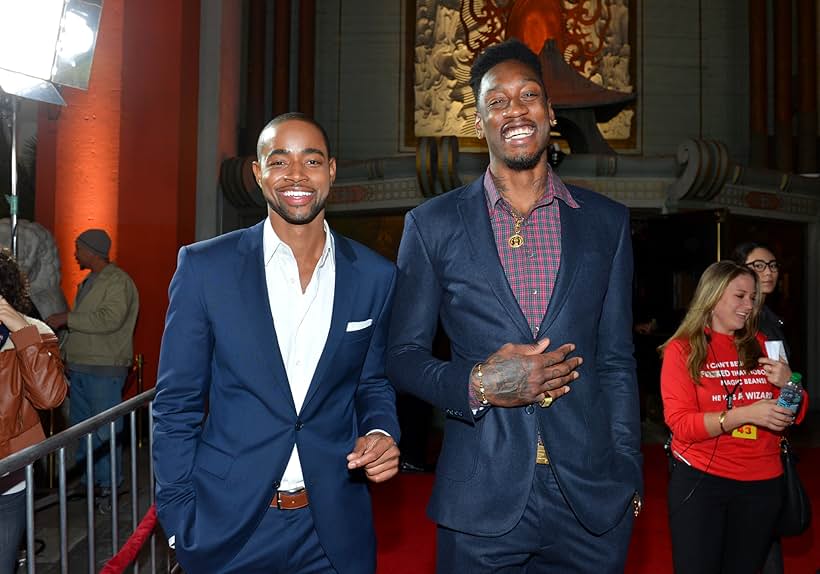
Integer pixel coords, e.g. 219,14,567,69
413,0,635,144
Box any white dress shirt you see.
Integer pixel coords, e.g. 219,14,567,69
264,220,335,491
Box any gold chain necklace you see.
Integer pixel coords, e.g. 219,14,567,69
508,213,525,248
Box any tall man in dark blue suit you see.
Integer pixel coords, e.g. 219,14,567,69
153,113,401,573
387,39,643,573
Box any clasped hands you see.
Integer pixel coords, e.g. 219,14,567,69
472,338,582,408
346,432,400,483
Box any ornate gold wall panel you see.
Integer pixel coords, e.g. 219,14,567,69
411,0,636,148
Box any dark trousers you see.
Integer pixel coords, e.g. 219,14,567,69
436,464,634,573
668,463,782,574
219,506,338,574
760,539,784,574
0,490,25,574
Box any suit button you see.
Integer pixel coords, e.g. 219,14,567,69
295,420,303,431
525,405,535,415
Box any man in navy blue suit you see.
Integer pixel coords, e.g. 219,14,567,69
387,39,643,573
153,113,401,573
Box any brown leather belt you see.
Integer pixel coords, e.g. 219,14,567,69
270,488,309,510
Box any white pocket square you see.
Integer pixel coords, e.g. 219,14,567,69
346,319,372,332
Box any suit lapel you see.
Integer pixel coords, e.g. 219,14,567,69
301,231,355,411
538,200,584,336
237,221,295,410
458,180,533,341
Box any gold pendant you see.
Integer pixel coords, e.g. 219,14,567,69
508,234,524,248
509,213,525,248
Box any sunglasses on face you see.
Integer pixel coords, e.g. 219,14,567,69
746,259,779,273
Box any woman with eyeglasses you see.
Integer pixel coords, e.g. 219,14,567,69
732,242,788,360
731,242,789,574
659,261,808,574
0,250,67,574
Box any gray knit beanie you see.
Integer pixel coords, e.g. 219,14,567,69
76,229,111,259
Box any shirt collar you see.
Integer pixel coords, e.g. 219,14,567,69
483,164,579,215
263,218,335,269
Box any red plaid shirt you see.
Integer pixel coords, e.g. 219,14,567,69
484,167,579,338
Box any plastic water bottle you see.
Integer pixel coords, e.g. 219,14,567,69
776,372,803,414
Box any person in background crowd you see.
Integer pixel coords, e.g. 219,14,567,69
152,113,400,573
732,241,790,574
46,229,139,496
387,38,642,573
732,241,788,360
660,260,808,574
0,250,67,574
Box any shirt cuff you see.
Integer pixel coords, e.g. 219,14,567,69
168,535,175,549
366,429,390,438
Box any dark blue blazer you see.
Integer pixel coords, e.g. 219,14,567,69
152,220,399,574
387,176,642,537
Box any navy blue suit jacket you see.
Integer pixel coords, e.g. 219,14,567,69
387,176,642,537
152,220,399,573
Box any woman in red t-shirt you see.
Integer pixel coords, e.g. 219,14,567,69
660,261,807,574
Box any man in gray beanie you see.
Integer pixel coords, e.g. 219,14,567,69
46,229,139,499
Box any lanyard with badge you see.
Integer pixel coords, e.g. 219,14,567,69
710,342,757,440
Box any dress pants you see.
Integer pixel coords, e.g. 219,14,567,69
0,490,26,574
220,506,339,574
436,464,634,573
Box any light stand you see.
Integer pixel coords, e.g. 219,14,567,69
1,94,19,257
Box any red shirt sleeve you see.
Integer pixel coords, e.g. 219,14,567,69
661,339,710,442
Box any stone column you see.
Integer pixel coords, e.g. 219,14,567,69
774,0,794,172
245,0,268,155
36,0,203,385
273,0,291,115
749,0,768,167
797,0,817,173
298,0,316,116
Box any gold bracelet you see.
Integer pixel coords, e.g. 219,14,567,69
475,363,489,406
718,410,728,433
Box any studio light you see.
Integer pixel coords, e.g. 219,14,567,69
0,0,103,104
0,0,103,256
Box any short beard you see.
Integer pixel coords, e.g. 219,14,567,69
267,197,327,225
503,146,547,171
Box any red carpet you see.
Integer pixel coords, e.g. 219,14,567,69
372,445,820,573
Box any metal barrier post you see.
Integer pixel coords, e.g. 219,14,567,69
58,448,67,574
110,421,118,556
130,411,139,574
48,410,55,489
25,464,35,574
136,354,144,448
149,404,157,573
86,434,96,574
